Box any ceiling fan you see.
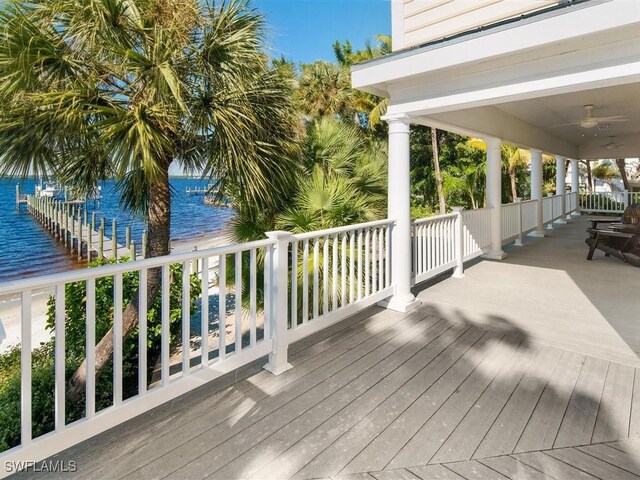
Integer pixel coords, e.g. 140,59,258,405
602,136,622,150
554,104,627,129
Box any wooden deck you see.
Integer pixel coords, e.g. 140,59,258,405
16,216,640,480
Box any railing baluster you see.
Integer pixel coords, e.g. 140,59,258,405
201,256,209,366
364,229,370,297
250,249,257,346
357,229,363,301
371,228,377,293
55,284,65,432
302,240,309,324
323,235,329,315
349,233,355,303
264,246,272,340
235,251,242,351
182,262,191,376
114,273,123,405
86,278,97,416
138,270,147,395
378,227,384,291
332,234,338,311
218,254,226,361
341,234,347,306
21,291,32,446
161,265,170,386
313,239,319,320
291,241,298,328
385,225,391,288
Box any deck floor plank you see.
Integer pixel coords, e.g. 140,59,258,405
289,326,484,480
513,350,585,453
339,332,502,475
553,356,609,448
208,318,456,480
387,336,525,469
478,455,554,479
592,362,635,443
430,342,541,464
472,347,563,459
546,447,640,480
512,451,599,479
445,460,511,480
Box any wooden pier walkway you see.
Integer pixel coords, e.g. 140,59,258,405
26,195,143,262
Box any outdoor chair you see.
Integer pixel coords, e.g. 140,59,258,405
587,204,640,237
586,220,640,267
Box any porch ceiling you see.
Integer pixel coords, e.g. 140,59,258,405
352,0,640,159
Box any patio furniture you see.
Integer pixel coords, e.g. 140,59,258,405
587,204,640,238
586,221,640,266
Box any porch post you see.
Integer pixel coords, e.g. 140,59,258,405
529,149,545,237
379,113,421,313
484,136,506,260
555,155,567,224
570,159,581,216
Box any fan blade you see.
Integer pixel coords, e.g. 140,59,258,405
592,116,627,122
550,121,581,128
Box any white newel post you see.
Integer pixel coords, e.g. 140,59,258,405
530,149,545,237
379,113,421,313
570,158,580,216
484,137,506,259
555,155,567,224
515,197,523,246
264,231,293,375
452,206,464,278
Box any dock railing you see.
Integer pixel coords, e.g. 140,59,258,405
0,218,395,469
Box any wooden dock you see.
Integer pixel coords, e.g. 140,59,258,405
26,195,144,262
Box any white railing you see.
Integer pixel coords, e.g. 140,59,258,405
286,220,394,343
412,212,459,283
579,191,634,213
462,208,491,259
501,202,521,243
411,208,491,284
522,199,538,233
0,218,394,469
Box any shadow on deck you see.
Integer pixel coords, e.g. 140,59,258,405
15,216,640,480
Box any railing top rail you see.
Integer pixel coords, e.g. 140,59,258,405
0,238,276,296
462,207,491,214
292,218,395,240
413,212,458,224
521,199,538,204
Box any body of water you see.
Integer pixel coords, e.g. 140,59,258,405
0,178,235,284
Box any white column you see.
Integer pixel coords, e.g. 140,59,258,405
484,137,506,260
555,155,567,224
379,114,421,313
570,159,581,217
529,149,545,237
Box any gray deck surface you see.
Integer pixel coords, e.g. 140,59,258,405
17,216,640,479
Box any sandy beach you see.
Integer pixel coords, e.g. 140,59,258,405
0,230,233,354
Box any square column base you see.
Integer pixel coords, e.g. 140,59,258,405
554,219,567,224
378,295,422,313
528,231,546,238
263,361,293,376
571,211,582,217
482,250,508,260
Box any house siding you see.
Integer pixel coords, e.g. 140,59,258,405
394,0,558,50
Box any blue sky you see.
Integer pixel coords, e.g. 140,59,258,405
253,0,391,64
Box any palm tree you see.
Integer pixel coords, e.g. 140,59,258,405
295,61,355,119
467,140,533,201
0,0,299,396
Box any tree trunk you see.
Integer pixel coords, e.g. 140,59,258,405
509,168,517,201
584,160,593,193
68,161,172,400
431,128,446,214
616,158,629,191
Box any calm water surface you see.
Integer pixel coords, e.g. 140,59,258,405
0,178,235,284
